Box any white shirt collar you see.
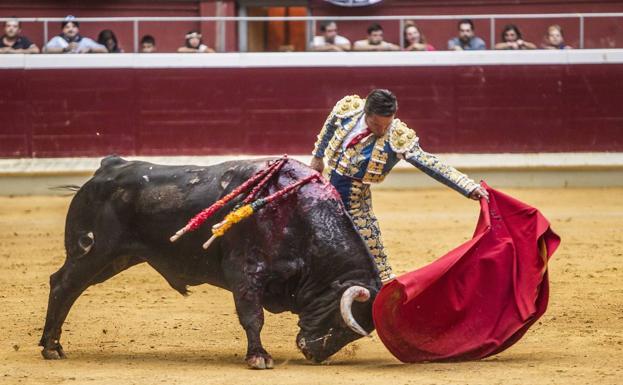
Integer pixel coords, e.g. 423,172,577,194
342,114,370,150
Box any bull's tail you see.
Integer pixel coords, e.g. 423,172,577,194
49,184,82,195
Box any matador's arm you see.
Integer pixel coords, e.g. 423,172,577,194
403,144,478,197
312,108,339,158
390,122,479,197
312,95,364,158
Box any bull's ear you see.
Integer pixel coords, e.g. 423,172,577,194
330,280,356,291
330,280,366,291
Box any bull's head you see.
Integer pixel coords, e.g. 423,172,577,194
296,284,376,363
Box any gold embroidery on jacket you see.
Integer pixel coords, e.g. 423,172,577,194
389,119,419,154
313,94,364,157
326,112,361,171
362,134,390,184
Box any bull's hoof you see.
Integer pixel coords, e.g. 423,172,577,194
41,346,67,360
246,354,274,369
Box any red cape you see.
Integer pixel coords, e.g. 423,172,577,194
372,182,560,362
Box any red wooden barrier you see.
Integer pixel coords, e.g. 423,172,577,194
1,61,622,157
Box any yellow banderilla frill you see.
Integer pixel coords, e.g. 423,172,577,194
202,204,254,249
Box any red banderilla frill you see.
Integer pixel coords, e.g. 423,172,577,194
240,155,287,206
201,174,319,250
169,156,287,243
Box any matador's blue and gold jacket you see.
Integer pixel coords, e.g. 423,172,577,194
312,95,479,199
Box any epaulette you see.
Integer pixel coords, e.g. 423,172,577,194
334,95,365,119
389,119,419,153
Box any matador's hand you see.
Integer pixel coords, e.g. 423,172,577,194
469,186,489,202
310,156,325,174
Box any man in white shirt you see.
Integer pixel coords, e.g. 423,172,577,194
310,21,351,52
44,16,107,54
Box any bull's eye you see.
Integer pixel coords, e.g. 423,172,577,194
79,233,94,248
77,232,95,257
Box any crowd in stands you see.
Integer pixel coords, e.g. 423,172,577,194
311,19,573,51
0,15,576,54
0,15,205,54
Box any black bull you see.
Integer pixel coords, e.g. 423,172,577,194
39,156,382,369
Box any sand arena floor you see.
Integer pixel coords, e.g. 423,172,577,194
0,188,621,385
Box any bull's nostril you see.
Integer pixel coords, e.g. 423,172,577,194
301,349,313,361
296,338,315,360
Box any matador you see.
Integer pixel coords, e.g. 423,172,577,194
310,89,489,282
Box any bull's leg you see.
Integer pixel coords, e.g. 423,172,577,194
223,249,273,370
232,288,274,369
39,255,138,359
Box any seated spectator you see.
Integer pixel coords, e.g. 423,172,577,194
494,24,536,50
177,31,215,53
353,23,400,51
140,35,156,53
97,29,123,53
403,22,435,51
0,18,39,54
44,15,107,54
542,25,572,50
311,21,351,52
448,19,486,50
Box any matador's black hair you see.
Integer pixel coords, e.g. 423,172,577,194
364,89,397,117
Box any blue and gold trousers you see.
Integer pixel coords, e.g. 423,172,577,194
330,173,395,282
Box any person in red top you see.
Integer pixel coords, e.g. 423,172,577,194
403,22,435,51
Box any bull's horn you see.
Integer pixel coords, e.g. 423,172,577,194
340,286,371,337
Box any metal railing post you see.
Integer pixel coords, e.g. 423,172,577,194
133,20,139,53
216,1,226,53
306,8,313,51
43,20,48,47
219,20,226,53
490,17,495,48
399,18,405,49
579,16,585,49
238,6,247,52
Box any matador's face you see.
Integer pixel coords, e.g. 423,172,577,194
366,114,394,137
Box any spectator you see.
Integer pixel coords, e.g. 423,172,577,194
177,31,215,53
311,21,351,51
448,19,486,50
542,25,572,50
97,29,123,53
44,15,107,54
0,18,39,54
494,24,536,50
403,22,435,51
353,23,400,51
140,35,156,53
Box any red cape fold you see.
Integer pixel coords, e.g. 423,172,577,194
372,182,560,362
